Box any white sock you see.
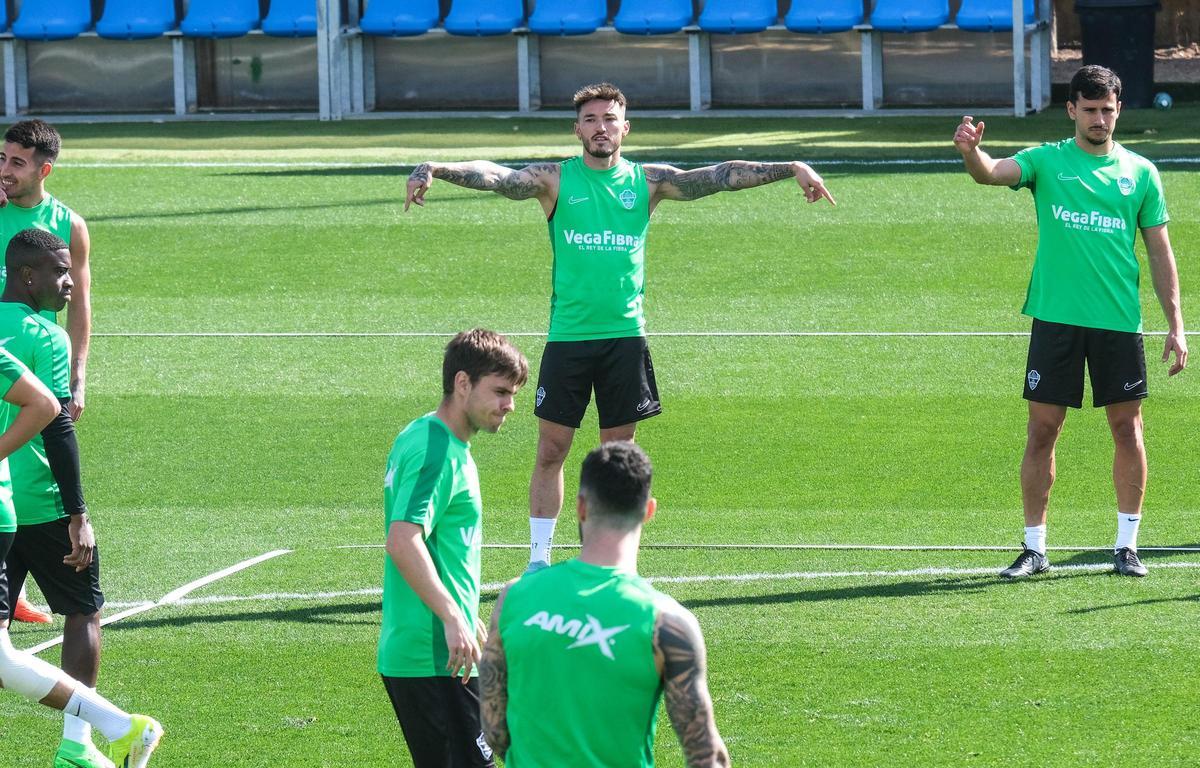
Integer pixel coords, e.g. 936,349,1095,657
1024,524,1047,555
1116,512,1142,552
529,517,557,565
63,686,133,742
63,711,92,744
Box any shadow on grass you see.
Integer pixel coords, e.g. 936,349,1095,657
1052,543,1200,568
105,592,499,632
87,197,399,223
677,569,1096,611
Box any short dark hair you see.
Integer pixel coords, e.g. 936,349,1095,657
1069,65,1121,104
4,119,61,163
442,328,529,395
6,228,67,273
573,83,627,113
579,441,652,531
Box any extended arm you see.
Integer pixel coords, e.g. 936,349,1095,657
40,404,95,571
406,161,560,215
645,161,834,208
67,215,91,421
1142,223,1188,375
479,584,512,758
385,520,481,681
954,116,1021,186
655,605,731,768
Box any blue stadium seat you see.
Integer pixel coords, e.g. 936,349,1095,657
785,0,864,33
96,0,176,40
12,0,91,41
181,0,260,38
868,0,950,33
444,0,523,36
614,0,693,35
262,0,318,37
360,0,440,36
527,0,606,36
955,0,1034,31
697,0,777,35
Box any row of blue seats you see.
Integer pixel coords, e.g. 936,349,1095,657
3,0,1037,42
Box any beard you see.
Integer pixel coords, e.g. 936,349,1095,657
1083,128,1109,146
585,139,616,158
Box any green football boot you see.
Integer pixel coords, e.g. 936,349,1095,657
54,739,115,768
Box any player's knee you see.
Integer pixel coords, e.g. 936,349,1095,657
1109,415,1143,449
535,436,572,467
1026,417,1062,449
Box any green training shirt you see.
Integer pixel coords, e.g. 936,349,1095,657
1012,138,1168,333
0,347,31,533
547,157,651,342
0,301,70,525
499,559,669,767
0,193,75,321
378,412,484,678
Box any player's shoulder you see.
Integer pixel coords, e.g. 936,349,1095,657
1111,142,1160,174
393,413,456,460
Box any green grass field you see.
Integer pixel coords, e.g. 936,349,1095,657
2,107,1199,766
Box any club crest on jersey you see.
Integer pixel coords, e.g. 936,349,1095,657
1027,369,1041,390
536,386,546,407
619,189,637,210
1117,176,1135,196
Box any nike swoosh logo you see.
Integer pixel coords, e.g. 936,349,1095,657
1123,380,1144,391
636,399,651,412
568,196,589,205
0,337,12,346
1126,517,1140,522
1057,173,1079,181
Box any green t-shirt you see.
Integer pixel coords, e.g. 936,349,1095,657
547,157,651,342
499,559,668,768
0,347,31,533
1012,138,1168,333
0,193,75,322
377,412,484,678
0,301,71,525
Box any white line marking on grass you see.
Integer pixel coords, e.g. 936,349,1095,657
336,543,1200,552
23,549,292,655
60,157,1200,170
92,330,1171,339
93,559,1200,609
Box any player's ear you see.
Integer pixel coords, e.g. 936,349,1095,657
576,494,588,523
643,497,656,524
39,161,52,181
454,369,472,398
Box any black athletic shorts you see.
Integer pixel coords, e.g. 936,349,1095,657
534,337,662,429
381,675,496,768
0,531,12,622
1024,318,1148,409
4,516,104,616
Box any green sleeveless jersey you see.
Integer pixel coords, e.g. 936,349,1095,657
499,559,669,767
0,301,71,525
547,157,650,342
378,413,484,678
1011,139,1168,333
0,347,31,533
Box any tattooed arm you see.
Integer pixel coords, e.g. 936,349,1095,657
655,602,731,768
644,161,835,211
479,583,513,758
405,161,560,216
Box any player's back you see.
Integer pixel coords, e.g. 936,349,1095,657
499,558,665,768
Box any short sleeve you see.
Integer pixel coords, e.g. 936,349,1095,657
386,426,451,535
1138,163,1169,229
1010,146,1039,191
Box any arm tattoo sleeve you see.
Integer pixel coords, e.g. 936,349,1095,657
479,599,511,757
423,161,557,200
647,161,794,201
658,608,730,767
